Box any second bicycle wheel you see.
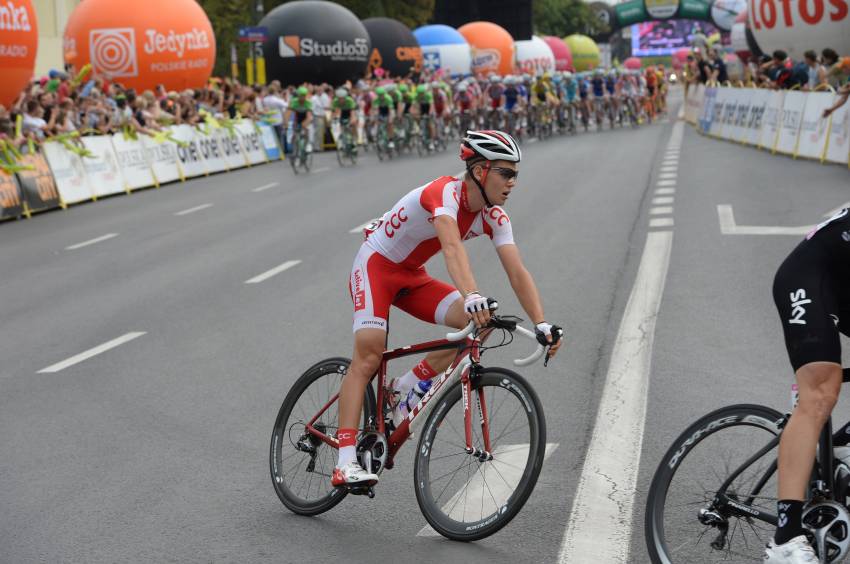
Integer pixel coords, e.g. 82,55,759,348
413,367,546,541
645,404,783,563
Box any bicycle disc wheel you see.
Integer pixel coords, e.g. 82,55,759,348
414,367,546,541
645,404,783,563
270,357,377,516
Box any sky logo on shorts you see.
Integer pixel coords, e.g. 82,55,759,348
789,289,811,325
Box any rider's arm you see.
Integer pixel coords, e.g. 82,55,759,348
303,110,313,126
434,215,479,297
495,244,544,325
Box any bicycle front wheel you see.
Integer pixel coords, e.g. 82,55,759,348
645,404,783,563
414,367,546,541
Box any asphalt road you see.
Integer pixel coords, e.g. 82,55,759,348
2,88,849,563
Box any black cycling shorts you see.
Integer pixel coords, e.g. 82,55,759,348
419,103,431,115
378,106,390,117
773,245,849,371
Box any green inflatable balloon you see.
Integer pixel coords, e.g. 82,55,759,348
564,34,600,72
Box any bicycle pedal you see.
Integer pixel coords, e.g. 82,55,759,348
348,485,376,498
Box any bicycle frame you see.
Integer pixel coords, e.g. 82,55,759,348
302,328,499,469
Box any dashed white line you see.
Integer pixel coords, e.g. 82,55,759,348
655,188,676,195
251,182,279,193
659,172,677,180
38,332,147,373
660,166,678,173
313,167,331,173
649,217,675,228
656,179,677,187
350,219,379,234
245,260,302,284
174,203,213,216
558,230,673,563
652,197,674,205
650,206,674,215
65,233,119,250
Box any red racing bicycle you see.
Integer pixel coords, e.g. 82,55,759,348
270,304,559,541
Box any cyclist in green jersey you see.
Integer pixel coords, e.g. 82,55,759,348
332,87,358,153
283,86,314,153
373,85,396,149
414,83,436,150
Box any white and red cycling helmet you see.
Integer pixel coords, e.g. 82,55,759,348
460,130,521,163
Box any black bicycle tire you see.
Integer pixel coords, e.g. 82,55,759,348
413,367,546,541
270,357,377,516
644,403,783,564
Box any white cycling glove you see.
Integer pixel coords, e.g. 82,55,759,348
464,292,490,315
535,322,554,339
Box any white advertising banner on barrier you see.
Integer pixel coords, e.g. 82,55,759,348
258,124,282,161
214,127,249,171
744,89,770,146
698,87,718,134
775,91,806,156
110,135,157,191
759,91,785,151
685,84,704,125
141,135,183,185
235,120,267,165
196,128,228,174
724,89,748,142
826,96,850,165
81,136,125,197
721,89,743,141
42,141,93,204
797,92,834,161
708,88,728,138
171,125,209,179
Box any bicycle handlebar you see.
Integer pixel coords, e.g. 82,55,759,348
446,319,548,367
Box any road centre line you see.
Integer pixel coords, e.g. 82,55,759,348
656,179,676,187
659,172,677,180
660,166,678,173
652,197,674,205
244,260,302,284
559,230,673,562
655,188,675,195
650,206,673,215
649,217,675,228
65,233,119,250
251,182,279,193
417,443,559,537
38,332,147,374
174,203,213,216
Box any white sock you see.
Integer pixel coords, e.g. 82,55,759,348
337,446,356,468
394,370,419,395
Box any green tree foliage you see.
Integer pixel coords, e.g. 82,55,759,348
199,0,435,79
533,0,608,38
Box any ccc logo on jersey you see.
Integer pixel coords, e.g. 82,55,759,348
384,207,408,238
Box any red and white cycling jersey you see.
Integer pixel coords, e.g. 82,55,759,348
349,176,515,332
364,176,515,269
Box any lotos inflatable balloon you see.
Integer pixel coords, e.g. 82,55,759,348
413,24,471,78
515,36,555,76
458,21,515,77
748,0,849,59
730,10,753,62
624,56,642,70
0,0,37,107
362,17,422,78
63,0,215,92
564,34,600,72
543,36,573,72
261,1,370,86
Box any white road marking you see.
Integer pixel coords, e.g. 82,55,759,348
559,230,673,563
717,205,811,235
65,233,119,250
657,179,677,187
350,219,379,234
251,182,279,193
649,217,675,228
660,166,678,173
652,197,674,205
38,332,147,373
313,167,331,173
651,206,673,215
174,203,213,216
655,188,675,195
662,158,678,165
659,172,677,180
245,260,302,284
417,442,559,537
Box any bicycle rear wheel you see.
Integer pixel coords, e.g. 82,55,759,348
414,367,546,541
645,404,783,563
270,357,377,516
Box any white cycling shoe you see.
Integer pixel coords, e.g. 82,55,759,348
764,535,818,563
331,461,378,488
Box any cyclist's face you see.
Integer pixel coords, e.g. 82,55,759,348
481,160,518,205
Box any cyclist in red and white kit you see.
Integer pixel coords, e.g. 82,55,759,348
333,130,564,487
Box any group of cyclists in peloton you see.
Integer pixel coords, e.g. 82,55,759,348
292,65,671,163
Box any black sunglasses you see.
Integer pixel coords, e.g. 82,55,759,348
489,166,519,181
